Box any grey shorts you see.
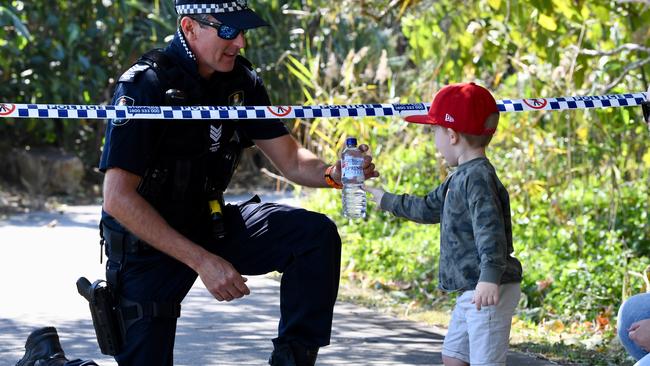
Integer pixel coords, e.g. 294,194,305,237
442,282,521,366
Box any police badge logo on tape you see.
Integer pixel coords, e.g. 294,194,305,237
111,96,135,126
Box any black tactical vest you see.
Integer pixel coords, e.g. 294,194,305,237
127,50,255,238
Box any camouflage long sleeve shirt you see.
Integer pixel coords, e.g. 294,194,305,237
380,157,522,292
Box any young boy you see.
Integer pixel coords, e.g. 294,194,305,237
366,82,523,366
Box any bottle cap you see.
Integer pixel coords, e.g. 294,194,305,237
345,137,358,147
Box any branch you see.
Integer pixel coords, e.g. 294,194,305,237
360,0,403,21
574,43,650,56
260,167,293,185
603,56,650,93
617,0,650,4
627,264,650,292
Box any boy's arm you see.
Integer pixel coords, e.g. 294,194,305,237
378,185,445,224
468,179,508,285
468,179,508,309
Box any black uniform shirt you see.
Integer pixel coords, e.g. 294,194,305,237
99,29,288,238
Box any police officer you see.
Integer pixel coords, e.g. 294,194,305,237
13,1,375,365
96,0,376,365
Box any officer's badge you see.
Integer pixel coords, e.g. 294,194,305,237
229,91,244,106
111,95,135,126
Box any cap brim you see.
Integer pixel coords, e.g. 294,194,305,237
404,114,437,125
213,9,269,30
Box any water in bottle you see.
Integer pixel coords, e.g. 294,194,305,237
341,137,366,219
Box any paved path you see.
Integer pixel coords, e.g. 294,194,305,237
0,196,556,365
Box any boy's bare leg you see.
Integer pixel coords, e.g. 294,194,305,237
442,355,470,366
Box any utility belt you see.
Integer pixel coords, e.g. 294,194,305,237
100,222,151,260
76,222,181,356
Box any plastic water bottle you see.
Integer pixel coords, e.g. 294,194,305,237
341,137,366,219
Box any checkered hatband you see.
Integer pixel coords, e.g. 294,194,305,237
176,1,248,14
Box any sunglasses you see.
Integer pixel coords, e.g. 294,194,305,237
190,16,245,40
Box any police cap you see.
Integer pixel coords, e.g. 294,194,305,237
174,0,268,30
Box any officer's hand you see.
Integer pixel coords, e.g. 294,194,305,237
197,254,250,302
359,144,380,180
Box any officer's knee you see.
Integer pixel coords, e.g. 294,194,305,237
319,213,339,236
310,212,341,245
292,211,340,256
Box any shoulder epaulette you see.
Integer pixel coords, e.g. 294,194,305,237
118,63,152,83
118,48,171,83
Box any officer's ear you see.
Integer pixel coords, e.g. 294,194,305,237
180,16,197,40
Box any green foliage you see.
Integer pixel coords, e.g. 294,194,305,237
0,0,176,164
304,0,650,327
245,0,410,159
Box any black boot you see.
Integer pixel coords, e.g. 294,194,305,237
16,327,68,366
268,339,318,366
268,341,295,366
34,359,68,366
289,341,318,366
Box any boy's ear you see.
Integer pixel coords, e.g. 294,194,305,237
447,128,460,144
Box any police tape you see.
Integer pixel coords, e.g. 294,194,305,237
0,91,648,120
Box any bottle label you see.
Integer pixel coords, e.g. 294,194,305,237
342,156,364,180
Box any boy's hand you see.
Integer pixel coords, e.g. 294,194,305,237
364,186,385,206
471,282,499,310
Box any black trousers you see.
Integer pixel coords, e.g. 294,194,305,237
107,198,342,366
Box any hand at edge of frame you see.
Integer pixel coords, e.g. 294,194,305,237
629,318,650,352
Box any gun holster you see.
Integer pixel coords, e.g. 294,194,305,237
76,278,182,357
76,277,122,356
83,224,181,356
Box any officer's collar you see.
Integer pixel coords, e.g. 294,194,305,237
166,28,201,79
176,28,196,61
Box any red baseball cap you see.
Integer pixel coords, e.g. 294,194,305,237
405,82,499,136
